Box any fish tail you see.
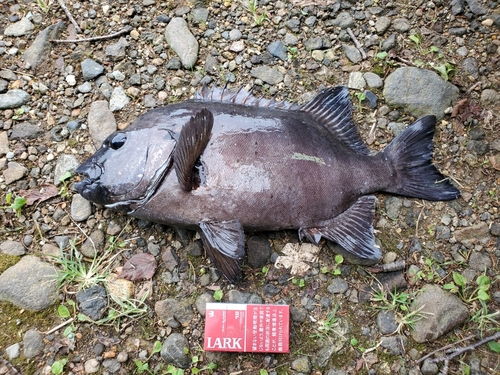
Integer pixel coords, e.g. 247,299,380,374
380,115,460,201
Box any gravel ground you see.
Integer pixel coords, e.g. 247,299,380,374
1,0,500,374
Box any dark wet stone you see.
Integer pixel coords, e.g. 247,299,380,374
262,283,281,297
268,40,287,61
290,306,307,322
246,236,271,268
76,285,108,320
362,90,377,108
381,33,397,51
161,333,191,369
376,310,399,334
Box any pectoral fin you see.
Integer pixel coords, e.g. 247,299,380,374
174,108,214,191
299,195,381,260
199,220,245,283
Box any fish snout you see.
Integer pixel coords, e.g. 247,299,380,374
75,159,103,180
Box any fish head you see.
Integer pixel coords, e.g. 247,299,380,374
75,127,176,211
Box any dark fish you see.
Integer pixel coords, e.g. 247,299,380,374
75,86,460,282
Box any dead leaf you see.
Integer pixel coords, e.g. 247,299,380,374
119,253,157,281
451,98,468,118
274,243,320,275
489,155,500,171
19,184,59,206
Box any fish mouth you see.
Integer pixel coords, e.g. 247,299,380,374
74,177,112,207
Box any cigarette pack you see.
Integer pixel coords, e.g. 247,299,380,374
204,303,290,353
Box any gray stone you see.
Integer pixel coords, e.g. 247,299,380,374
102,358,121,373
375,16,391,35
109,86,130,112
9,122,43,139
451,0,465,14
0,255,59,311
54,154,79,185
291,356,312,373
246,236,271,268
304,37,323,50
161,333,191,369
0,240,26,256
332,12,354,29
466,0,487,14
381,33,397,51
3,162,27,185
0,131,8,156
0,70,17,81
421,359,439,375
84,358,100,373
461,57,479,79
347,72,365,90
363,72,383,88
71,194,92,222
88,100,117,148
376,310,399,334
81,58,105,81
105,37,128,61
411,284,468,343
285,18,300,32
23,22,64,68
195,293,215,316
155,298,194,328
0,79,7,93
387,122,406,136
284,33,298,46
6,343,20,360
76,285,108,320
454,222,489,242
23,329,44,358
363,90,378,108
383,67,459,119
290,306,307,322
251,66,284,85
268,40,287,61
343,44,362,63
480,89,498,105
80,230,105,258
165,18,199,69
192,7,209,23
327,278,348,294
392,18,410,33
0,89,30,109
468,252,492,272
4,18,34,36
229,29,242,41
77,82,92,93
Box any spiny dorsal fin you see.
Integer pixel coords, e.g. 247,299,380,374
199,220,245,283
299,86,370,155
191,84,299,110
299,195,381,260
174,108,213,191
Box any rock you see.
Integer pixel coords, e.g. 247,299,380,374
102,358,121,373
411,284,468,343
363,90,378,108
363,72,383,88
105,37,128,61
466,0,487,14
6,343,20,360
81,58,105,81
480,89,498,104
23,329,44,358
381,33,397,51
161,333,191,369
451,0,465,14
246,236,271,268
290,306,307,322
0,240,26,256
165,18,199,69
0,255,59,311
332,12,354,29
461,57,479,79
109,86,130,112
3,162,27,185
468,252,492,272
192,7,209,23
454,222,489,242
23,22,64,68
392,18,411,32
54,154,79,185
304,37,323,50
312,317,350,368
385,197,403,220
383,67,459,119
268,40,287,61
251,66,284,85
375,16,391,34
0,79,7,93
105,274,135,300
195,293,215,316
291,356,312,373
4,18,34,36
0,131,9,156
348,72,365,90
71,194,92,222
381,335,406,355
343,44,362,64
88,100,117,148
80,229,105,258
76,285,108,320
377,310,399,334
0,89,30,109
84,358,100,373
327,278,349,294
155,298,194,328
9,122,43,139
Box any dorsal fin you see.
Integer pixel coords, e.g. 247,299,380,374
299,86,370,155
174,108,214,191
190,85,299,110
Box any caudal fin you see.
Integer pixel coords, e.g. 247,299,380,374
381,115,460,201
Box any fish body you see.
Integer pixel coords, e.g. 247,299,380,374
75,86,460,282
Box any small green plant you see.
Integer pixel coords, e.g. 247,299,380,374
416,257,442,282
51,358,67,375
310,305,339,341
2,192,27,217
191,356,217,374
58,301,77,337
409,34,422,48
165,365,184,375
134,341,162,374
321,254,344,275
213,289,223,301
58,171,72,198
353,91,366,113
292,278,306,287
240,0,268,25
287,46,298,60
443,271,491,303
433,62,455,81
260,370,269,375
36,0,51,13
11,107,25,120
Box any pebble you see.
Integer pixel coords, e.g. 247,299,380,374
71,194,92,222
327,278,349,294
76,285,108,320
375,16,391,35
84,358,100,373
81,58,105,81
164,18,199,69
363,72,383,88
347,71,365,90
5,343,20,360
0,89,30,109
392,18,411,32
268,40,287,61
23,22,64,68
377,310,399,334
4,17,34,36
23,329,44,358
78,81,92,93
3,162,27,184
291,356,312,373
155,298,194,328
54,154,80,185
88,100,117,148
0,240,26,256
343,44,362,63
160,333,191,369
195,293,215,316
246,236,271,268
105,37,129,61
109,86,130,112
251,66,284,85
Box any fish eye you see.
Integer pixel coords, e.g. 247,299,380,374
109,133,127,150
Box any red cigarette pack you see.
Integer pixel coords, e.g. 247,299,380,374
204,303,290,353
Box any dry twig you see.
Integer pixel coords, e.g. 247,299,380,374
56,0,82,33
346,27,367,60
51,26,132,43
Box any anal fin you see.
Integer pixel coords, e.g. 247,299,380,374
299,195,381,260
174,108,214,191
199,220,245,283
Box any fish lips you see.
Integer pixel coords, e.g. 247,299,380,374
74,178,111,207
